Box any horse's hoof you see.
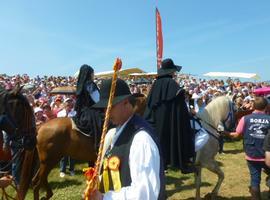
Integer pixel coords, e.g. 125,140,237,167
212,194,218,200
40,197,47,200
204,193,217,200
204,193,211,199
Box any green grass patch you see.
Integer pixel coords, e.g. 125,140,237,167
4,140,270,199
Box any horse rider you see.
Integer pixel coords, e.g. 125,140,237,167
74,64,100,117
73,64,102,136
90,78,165,200
143,58,195,173
228,96,270,200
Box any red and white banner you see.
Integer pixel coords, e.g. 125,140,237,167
156,8,163,70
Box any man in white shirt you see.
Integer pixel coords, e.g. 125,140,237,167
57,98,76,177
91,78,165,200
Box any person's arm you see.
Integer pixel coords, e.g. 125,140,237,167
228,116,245,138
103,131,160,200
265,152,270,167
263,133,270,167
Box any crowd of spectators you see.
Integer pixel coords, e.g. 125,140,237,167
0,73,269,124
0,72,269,179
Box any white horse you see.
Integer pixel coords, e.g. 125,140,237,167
192,96,236,200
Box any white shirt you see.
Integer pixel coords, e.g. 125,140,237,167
102,118,161,200
57,109,76,118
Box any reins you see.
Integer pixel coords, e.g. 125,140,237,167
195,99,235,140
193,116,220,141
0,149,24,172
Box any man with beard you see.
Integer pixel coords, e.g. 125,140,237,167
144,58,195,173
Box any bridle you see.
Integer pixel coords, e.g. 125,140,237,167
196,99,236,138
0,92,17,133
0,90,36,172
222,101,236,132
3,91,36,138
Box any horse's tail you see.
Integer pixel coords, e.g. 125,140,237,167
18,147,39,200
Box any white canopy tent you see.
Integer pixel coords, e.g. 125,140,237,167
203,72,260,80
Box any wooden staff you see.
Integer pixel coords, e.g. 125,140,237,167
84,58,122,200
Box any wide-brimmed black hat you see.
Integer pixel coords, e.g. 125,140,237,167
158,58,182,76
93,78,132,108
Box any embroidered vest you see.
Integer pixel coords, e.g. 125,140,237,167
100,115,165,199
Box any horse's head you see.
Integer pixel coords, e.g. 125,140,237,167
2,84,36,150
200,96,236,132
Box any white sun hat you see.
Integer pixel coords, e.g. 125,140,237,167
34,107,43,114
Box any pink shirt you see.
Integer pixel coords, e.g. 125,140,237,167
236,110,266,161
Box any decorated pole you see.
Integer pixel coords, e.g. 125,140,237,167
84,58,122,200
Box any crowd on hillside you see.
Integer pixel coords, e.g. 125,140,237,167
1,73,269,123
0,71,270,194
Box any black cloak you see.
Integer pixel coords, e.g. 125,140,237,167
144,75,195,173
73,65,102,149
74,65,96,116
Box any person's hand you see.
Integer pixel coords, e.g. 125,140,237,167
190,108,196,115
219,130,230,138
2,145,10,154
0,175,13,188
89,190,103,200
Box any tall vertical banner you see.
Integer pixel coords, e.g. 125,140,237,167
156,8,163,70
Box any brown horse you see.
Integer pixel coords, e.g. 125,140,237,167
24,95,147,200
0,85,36,200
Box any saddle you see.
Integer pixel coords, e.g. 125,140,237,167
72,107,103,150
71,118,91,137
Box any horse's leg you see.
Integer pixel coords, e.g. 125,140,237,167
32,162,53,200
42,178,53,200
205,160,224,199
39,163,53,200
32,168,41,200
195,166,202,200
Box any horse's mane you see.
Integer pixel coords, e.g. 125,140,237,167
197,96,230,128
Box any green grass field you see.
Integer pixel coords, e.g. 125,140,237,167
5,140,270,199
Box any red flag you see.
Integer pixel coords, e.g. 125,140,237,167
156,8,163,70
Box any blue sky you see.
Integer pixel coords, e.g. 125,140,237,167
0,1,270,80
